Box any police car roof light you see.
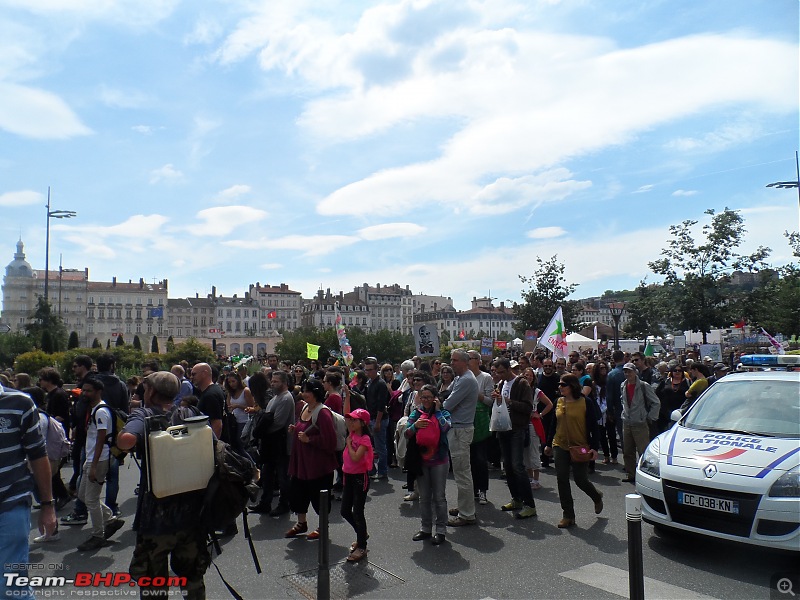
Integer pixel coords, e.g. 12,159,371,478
739,354,800,366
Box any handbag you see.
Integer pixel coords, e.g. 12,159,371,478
490,400,512,432
562,398,593,462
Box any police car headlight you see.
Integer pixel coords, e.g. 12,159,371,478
769,465,800,498
638,438,660,479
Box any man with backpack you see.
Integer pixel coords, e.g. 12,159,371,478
95,352,130,517
76,376,126,551
117,371,210,600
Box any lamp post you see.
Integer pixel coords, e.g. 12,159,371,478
44,188,77,302
608,302,626,351
765,150,800,209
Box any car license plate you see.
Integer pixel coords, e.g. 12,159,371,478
677,491,739,514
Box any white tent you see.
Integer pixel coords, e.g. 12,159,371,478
511,337,523,347
566,332,598,352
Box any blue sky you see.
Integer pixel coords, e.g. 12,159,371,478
1,0,798,312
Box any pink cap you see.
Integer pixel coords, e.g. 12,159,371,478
345,408,370,423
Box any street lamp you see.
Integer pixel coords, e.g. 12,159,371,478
765,151,800,209
44,187,76,302
608,302,626,351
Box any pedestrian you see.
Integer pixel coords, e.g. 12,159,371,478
620,363,660,483
116,371,209,599
285,379,338,539
406,385,451,545
544,374,604,529
341,408,374,562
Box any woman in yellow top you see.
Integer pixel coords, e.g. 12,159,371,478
544,374,604,529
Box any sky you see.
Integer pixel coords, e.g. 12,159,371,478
1,0,798,312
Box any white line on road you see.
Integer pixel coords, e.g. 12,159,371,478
559,562,718,600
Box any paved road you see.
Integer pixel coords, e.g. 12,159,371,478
24,459,797,599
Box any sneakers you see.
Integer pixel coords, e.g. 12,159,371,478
77,536,106,551
403,491,419,501
447,516,476,527
371,474,388,482
61,512,87,526
103,518,125,540
594,492,604,515
448,507,459,517
33,531,61,543
477,491,488,505
530,480,542,490
501,499,523,511
516,506,538,519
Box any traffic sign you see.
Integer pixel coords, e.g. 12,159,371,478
209,328,220,333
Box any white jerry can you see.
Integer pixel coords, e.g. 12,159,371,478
147,417,215,498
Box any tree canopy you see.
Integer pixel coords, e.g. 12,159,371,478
514,255,580,335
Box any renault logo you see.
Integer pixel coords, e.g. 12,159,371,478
704,463,717,478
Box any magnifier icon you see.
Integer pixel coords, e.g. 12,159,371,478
777,578,795,596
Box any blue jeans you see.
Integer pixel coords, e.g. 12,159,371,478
0,502,34,600
371,419,388,476
498,429,535,507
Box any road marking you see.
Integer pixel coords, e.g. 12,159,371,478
559,562,717,599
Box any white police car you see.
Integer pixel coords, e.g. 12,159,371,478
636,357,800,552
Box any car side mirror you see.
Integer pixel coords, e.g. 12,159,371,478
670,409,682,422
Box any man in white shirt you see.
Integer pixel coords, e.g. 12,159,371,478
77,377,124,551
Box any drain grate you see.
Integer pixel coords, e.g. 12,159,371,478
283,560,405,600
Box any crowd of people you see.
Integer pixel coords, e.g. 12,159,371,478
0,345,737,599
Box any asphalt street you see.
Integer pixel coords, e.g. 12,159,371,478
24,458,798,600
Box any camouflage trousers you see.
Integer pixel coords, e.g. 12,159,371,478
130,530,210,600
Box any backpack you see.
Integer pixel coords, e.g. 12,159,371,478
43,412,71,460
91,402,129,460
309,403,347,452
202,439,262,592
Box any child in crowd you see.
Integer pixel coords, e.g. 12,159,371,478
341,408,374,562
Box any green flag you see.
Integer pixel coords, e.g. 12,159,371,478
644,342,655,357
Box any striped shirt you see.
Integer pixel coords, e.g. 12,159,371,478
0,387,48,509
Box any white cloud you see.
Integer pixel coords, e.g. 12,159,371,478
218,184,251,201
132,125,162,135
672,189,698,197
0,82,92,139
0,0,180,27
527,226,566,239
225,234,360,257
633,184,654,194
357,223,426,240
189,115,222,163
184,17,223,45
99,85,150,109
470,171,592,215
665,121,762,154
149,163,184,184
0,189,43,207
193,206,268,236
260,262,282,270
54,214,170,239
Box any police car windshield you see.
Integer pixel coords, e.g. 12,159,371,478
683,380,800,439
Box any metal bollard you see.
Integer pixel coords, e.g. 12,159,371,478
317,489,331,600
626,493,645,600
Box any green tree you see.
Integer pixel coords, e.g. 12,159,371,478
514,255,580,335
649,208,771,343
151,336,160,353
14,350,59,375
115,334,125,346
25,297,67,352
67,331,80,349
166,335,175,352
162,338,216,366
622,280,666,338
0,332,36,369
106,339,111,349
133,335,142,351
92,338,101,348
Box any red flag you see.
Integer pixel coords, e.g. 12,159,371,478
733,319,746,329
267,310,277,319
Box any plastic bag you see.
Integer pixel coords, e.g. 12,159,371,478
490,401,512,432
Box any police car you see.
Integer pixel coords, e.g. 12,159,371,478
636,355,800,552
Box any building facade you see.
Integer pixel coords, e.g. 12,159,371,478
248,283,303,333
85,278,168,347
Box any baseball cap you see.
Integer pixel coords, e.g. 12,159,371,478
713,363,729,372
345,408,371,423
144,371,180,398
622,362,637,371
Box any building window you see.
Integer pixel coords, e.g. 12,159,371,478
136,323,141,333
147,323,152,333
